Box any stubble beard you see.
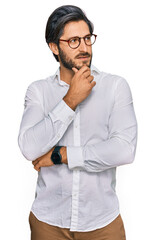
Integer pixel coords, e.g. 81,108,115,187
58,46,92,70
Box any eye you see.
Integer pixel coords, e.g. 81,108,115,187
85,35,91,41
69,38,79,44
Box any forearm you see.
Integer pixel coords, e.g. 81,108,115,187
18,99,75,161
32,146,68,171
67,76,138,172
67,127,137,172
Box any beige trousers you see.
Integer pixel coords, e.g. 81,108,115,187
29,211,126,240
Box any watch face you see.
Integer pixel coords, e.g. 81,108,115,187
53,153,60,162
52,152,62,164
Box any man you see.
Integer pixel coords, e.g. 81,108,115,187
18,5,137,240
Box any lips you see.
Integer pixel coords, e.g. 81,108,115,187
76,54,90,59
78,56,89,59
76,56,90,61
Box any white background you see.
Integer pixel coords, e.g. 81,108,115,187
0,0,155,239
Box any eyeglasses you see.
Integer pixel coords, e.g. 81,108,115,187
59,34,97,49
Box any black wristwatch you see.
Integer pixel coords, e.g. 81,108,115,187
51,146,63,165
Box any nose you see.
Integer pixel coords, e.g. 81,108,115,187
78,38,88,52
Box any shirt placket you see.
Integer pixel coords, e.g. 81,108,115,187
70,105,81,231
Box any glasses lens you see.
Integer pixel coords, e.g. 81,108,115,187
85,35,96,46
68,35,97,48
69,37,80,49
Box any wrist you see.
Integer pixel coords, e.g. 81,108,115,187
60,147,68,164
51,146,62,165
63,95,77,111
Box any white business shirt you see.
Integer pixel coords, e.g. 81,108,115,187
18,65,137,232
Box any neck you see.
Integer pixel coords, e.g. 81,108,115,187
59,65,74,85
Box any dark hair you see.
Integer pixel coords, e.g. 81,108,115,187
45,5,94,62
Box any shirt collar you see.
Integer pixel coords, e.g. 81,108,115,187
53,64,100,86
91,64,101,75
53,67,69,86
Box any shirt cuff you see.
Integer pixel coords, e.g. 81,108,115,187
49,99,75,124
67,146,85,170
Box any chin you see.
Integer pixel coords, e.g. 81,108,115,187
75,62,91,70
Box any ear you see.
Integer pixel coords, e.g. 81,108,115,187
49,43,59,56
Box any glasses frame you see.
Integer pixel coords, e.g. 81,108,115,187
59,34,97,49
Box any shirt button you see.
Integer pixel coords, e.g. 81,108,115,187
69,116,73,120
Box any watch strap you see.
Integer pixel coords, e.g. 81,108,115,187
53,146,62,153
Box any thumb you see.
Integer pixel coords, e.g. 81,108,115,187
72,67,78,73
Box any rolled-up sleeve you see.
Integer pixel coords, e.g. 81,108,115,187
67,77,138,172
18,83,75,161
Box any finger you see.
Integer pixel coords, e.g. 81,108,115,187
87,75,94,82
72,67,78,73
90,80,96,88
34,162,41,171
79,65,90,75
32,159,39,166
73,66,89,77
72,66,90,77
83,70,91,78
32,158,41,165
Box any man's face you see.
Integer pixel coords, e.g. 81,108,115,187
58,20,92,70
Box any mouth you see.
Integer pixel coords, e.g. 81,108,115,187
76,56,90,61
76,53,91,61
78,57,89,61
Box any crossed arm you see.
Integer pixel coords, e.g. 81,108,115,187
32,146,67,171
18,75,137,173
